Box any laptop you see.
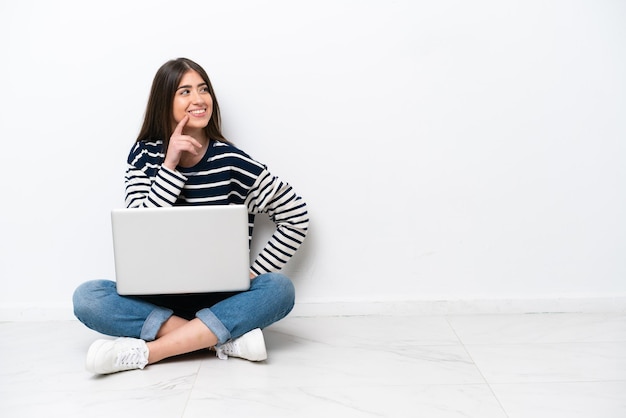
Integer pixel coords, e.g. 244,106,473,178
111,205,251,295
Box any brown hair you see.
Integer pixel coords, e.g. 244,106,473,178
136,58,229,151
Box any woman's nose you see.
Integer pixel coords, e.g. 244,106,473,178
191,90,205,103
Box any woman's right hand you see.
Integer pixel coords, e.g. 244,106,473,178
163,115,203,170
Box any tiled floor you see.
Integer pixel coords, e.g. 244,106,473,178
1,313,625,417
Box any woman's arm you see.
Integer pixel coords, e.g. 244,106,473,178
245,169,309,276
124,142,187,208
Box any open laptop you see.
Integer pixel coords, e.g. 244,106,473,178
111,205,251,295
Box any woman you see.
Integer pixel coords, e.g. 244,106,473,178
73,58,309,374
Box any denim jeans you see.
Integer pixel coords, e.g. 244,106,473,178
72,273,295,346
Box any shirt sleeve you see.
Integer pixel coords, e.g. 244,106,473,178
125,165,187,208
245,169,309,275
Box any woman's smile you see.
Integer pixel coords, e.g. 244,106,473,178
188,108,207,117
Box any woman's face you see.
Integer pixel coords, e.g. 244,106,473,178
172,70,213,133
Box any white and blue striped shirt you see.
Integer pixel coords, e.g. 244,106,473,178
125,140,309,276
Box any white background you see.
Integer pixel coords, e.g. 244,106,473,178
1,0,624,318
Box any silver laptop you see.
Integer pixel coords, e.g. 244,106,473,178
111,205,251,295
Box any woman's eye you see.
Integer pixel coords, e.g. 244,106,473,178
180,89,190,95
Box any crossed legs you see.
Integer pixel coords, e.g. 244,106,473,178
73,273,295,373
147,316,216,364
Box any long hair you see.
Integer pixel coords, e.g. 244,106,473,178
136,58,229,151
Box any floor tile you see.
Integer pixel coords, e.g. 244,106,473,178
270,315,463,347
464,341,626,383
1,387,192,418
491,381,626,418
193,326,486,389
447,313,626,344
184,384,508,418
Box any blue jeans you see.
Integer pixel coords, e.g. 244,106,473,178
72,273,295,345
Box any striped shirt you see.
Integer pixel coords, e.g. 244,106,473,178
125,139,309,276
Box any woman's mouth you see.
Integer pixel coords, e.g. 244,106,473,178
188,108,207,117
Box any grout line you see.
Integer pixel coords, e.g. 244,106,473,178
445,316,511,418
178,357,203,418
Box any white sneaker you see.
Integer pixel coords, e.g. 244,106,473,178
215,328,267,361
86,337,149,374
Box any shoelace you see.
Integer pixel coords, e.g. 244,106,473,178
115,348,147,367
215,341,238,360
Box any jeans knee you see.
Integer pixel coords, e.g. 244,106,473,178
257,272,295,309
278,274,296,306
72,280,115,322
